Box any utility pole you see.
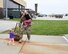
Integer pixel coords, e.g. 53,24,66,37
35,3,38,15
5,0,8,19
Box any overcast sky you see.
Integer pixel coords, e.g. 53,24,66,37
25,0,68,14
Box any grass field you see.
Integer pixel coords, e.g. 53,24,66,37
31,20,68,35
1,18,68,35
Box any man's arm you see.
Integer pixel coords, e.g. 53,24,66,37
19,12,25,27
20,12,25,23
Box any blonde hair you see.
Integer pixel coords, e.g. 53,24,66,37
24,10,28,14
9,29,14,32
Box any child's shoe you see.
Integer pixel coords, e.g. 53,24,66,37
12,44,15,46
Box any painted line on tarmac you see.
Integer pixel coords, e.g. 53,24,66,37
62,36,68,42
18,38,27,54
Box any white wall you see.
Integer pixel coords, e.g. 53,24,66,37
0,0,3,8
3,0,18,8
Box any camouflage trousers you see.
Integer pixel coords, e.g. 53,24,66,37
20,25,31,40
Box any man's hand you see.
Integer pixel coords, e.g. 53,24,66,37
19,23,21,27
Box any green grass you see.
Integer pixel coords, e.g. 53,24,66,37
1,18,68,35
31,20,68,35
9,18,20,21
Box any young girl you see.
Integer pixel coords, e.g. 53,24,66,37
8,30,16,45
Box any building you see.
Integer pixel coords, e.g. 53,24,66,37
0,0,26,19
0,0,4,18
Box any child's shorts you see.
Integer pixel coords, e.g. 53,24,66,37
9,32,15,38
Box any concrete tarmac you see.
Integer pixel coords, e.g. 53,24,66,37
0,20,68,54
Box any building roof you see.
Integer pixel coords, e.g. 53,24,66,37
13,0,26,6
0,0,26,8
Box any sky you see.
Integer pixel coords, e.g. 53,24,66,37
25,0,68,14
